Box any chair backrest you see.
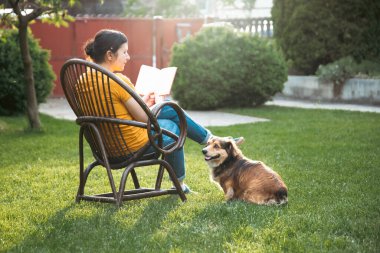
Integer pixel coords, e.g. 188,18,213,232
60,58,160,166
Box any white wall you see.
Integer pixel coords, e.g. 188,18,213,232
281,76,380,104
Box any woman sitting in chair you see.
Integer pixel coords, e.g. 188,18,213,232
83,29,243,193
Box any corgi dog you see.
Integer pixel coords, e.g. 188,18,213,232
202,137,288,205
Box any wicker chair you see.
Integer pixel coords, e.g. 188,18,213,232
60,58,187,207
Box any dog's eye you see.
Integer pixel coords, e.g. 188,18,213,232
214,144,220,149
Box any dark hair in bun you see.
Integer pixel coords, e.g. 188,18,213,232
84,39,95,58
84,29,128,63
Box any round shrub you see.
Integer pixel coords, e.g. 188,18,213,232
0,29,55,115
170,26,287,110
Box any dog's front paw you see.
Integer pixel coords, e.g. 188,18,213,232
225,187,235,201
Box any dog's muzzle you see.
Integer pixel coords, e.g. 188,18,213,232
202,148,220,161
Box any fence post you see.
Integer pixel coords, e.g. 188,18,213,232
152,16,162,68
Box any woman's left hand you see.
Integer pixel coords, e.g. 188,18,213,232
143,92,156,107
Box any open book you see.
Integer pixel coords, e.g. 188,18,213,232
135,65,177,96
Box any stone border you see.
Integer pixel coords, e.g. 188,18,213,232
280,76,380,105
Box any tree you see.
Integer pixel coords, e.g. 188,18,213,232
2,0,75,130
272,0,380,75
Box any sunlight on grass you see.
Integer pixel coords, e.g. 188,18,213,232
1,108,379,252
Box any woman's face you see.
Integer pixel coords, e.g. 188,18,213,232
109,42,130,72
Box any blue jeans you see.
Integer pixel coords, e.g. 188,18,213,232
145,105,211,181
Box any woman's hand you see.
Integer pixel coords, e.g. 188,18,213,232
142,92,156,107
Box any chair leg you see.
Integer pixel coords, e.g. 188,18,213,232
130,169,140,189
158,160,186,202
117,164,135,207
76,161,98,203
155,164,165,190
77,130,85,203
76,168,84,203
116,161,187,207
170,176,187,202
155,154,166,190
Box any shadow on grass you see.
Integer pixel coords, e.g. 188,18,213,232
7,196,178,252
7,196,287,252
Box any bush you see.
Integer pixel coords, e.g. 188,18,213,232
170,26,287,110
272,0,380,75
354,60,380,78
317,56,357,98
0,29,55,115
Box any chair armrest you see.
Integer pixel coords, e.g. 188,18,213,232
148,101,187,155
76,116,147,129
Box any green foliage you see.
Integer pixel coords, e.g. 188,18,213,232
354,60,380,78
40,11,75,27
272,0,380,75
0,29,55,115
1,1,76,27
317,56,357,84
170,26,287,110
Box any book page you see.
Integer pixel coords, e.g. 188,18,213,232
135,65,177,96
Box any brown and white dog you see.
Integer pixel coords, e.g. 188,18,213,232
202,137,288,205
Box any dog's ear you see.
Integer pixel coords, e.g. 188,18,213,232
223,139,242,158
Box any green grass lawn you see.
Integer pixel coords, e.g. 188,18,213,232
0,106,379,252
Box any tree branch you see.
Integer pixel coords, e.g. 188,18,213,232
25,5,52,22
8,0,20,7
7,0,54,23
7,0,25,25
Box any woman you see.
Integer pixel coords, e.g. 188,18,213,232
83,29,243,193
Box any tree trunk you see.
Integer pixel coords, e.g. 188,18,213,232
18,22,41,130
333,80,344,99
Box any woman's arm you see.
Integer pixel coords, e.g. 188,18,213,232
117,74,155,121
124,98,149,123
124,92,156,123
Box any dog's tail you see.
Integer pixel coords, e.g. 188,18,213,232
275,187,288,204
